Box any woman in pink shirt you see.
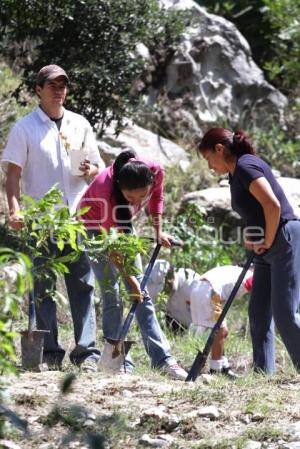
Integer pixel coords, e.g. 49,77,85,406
78,150,187,380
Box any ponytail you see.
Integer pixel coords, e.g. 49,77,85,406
232,130,256,156
113,149,136,181
112,150,154,232
197,128,256,157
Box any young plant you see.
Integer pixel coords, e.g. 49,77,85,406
0,248,32,438
11,186,91,290
17,186,150,282
19,185,87,252
83,227,150,279
0,248,32,377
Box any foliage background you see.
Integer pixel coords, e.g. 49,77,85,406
0,0,184,136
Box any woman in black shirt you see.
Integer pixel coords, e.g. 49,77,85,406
197,127,300,374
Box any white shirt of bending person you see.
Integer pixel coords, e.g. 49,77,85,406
146,259,201,328
147,260,252,331
1,106,105,213
146,259,171,302
190,265,253,334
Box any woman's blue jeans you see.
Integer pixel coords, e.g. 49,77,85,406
89,250,173,369
249,220,300,373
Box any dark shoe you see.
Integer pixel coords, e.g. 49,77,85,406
210,367,239,380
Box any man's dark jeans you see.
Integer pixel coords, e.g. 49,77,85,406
32,239,100,366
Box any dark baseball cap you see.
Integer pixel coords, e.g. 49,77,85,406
36,64,69,85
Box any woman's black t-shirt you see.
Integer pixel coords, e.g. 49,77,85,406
229,154,296,231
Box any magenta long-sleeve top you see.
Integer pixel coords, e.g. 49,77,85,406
78,158,164,230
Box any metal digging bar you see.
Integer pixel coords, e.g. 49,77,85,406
185,251,255,382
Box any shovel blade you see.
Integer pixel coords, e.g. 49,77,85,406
185,350,207,382
98,338,135,373
21,330,49,371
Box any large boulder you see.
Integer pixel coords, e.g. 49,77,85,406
98,121,189,169
181,184,242,242
182,177,300,237
145,0,287,140
182,183,240,227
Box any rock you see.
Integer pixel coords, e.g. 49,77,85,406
239,414,251,424
181,186,242,241
156,434,175,443
140,407,180,432
98,121,189,168
139,433,169,447
201,373,215,385
184,410,198,420
244,441,262,449
0,441,22,449
87,413,96,421
141,406,167,421
83,418,95,428
162,414,180,432
281,443,300,449
0,441,23,449
27,415,41,423
196,405,220,420
277,178,300,217
251,413,265,422
181,176,300,239
121,389,134,398
286,422,300,441
137,390,154,397
38,444,53,449
142,0,288,142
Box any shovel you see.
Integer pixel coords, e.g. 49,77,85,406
185,252,255,382
99,239,183,372
21,283,49,371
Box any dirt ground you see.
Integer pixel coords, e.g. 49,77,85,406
2,367,300,449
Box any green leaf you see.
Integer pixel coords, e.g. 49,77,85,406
56,239,65,252
61,373,77,394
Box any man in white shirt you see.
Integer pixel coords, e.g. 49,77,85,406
147,260,253,378
2,64,105,371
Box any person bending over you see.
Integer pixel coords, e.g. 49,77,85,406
78,150,188,380
147,260,253,378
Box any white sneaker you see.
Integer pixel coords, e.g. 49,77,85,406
118,364,133,375
160,361,188,380
80,358,98,373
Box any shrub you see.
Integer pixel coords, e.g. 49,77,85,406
0,0,184,135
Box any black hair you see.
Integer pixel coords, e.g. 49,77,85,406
112,150,154,232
